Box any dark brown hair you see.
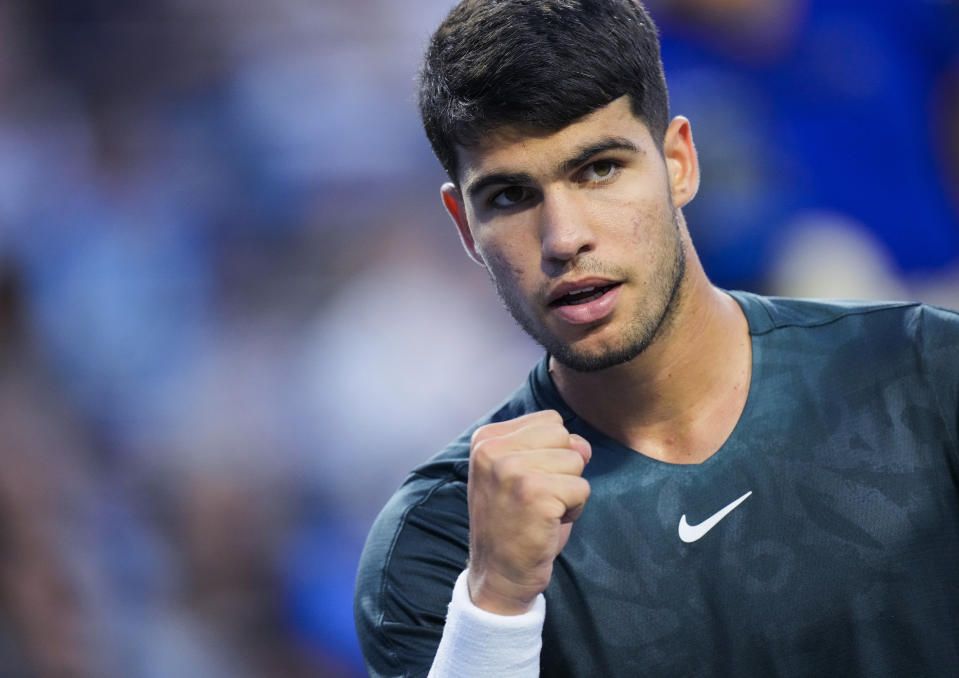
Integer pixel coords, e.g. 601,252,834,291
419,0,670,182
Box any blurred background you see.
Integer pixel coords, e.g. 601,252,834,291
0,0,956,675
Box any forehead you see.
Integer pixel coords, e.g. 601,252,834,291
454,96,654,188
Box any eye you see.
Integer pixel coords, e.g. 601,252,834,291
490,185,531,208
580,160,619,182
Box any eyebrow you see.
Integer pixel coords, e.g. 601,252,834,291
464,136,642,201
559,137,640,175
465,171,535,201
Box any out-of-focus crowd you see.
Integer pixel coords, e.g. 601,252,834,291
0,0,956,676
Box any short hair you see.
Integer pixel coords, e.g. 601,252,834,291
419,0,670,183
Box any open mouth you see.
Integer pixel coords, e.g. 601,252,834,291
550,283,620,307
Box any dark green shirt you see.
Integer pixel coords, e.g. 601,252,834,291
355,292,959,677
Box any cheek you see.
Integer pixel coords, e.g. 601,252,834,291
477,234,531,280
623,202,664,245
619,183,674,230
483,247,527,287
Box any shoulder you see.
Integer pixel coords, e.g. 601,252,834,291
730,290,953,333
354,372,545,676
731,290,959,349
352,430,474,677
733,290,959,440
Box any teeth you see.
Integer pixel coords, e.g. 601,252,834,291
552,283,613,306
562,286,597,299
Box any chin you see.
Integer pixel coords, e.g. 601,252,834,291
546,338,649,373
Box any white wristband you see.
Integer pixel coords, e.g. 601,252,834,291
427,569,545,678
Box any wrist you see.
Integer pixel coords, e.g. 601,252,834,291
429,570,544,677
466,566,544,615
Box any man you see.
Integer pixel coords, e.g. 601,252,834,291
354,1,959,676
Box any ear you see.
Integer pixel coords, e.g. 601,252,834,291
441,183,486,267
663,116,700,208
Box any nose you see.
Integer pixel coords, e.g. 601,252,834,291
539,190,595,265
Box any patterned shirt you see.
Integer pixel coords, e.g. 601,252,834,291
355,291,959,677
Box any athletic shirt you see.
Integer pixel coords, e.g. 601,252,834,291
354,291,959,677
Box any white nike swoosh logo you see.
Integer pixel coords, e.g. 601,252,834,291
678,491,753,543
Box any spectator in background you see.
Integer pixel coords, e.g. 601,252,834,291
0,261,101,677
937,61,959,211
648,0,959,291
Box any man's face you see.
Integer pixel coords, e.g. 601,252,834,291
442,96,699,372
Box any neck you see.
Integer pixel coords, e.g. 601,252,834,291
549,250,751,465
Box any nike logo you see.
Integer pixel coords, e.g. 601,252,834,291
678,491,753,543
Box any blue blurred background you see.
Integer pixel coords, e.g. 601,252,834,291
0,0,956,676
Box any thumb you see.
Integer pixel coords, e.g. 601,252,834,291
568,434,592,465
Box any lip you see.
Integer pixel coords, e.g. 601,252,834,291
546,277,621,306
547,278,623,325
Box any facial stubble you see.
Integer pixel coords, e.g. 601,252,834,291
488,207,687,373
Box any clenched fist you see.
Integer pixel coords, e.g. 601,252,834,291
466,410,592,615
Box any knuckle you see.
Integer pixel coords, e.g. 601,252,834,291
544,423,570,441
565,448,586,473
491,453,524,484
470,424,494,447
471,438,500,470
511,473,542,504
576,477,591,501
539,409,563,425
